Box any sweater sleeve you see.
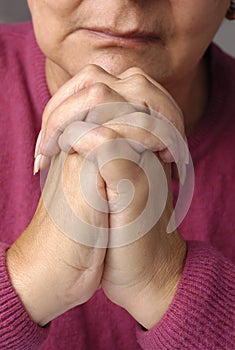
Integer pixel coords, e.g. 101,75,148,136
136,241,235,350
0,243,49,350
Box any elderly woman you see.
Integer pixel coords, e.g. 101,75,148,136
0,1,235,349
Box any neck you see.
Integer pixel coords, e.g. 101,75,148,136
46,59,72,96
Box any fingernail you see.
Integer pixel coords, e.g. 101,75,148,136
33,154,43,175
177,160,186,185
166,140,179,163
34,130,42,159
178,136,189,165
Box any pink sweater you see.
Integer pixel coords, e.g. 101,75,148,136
0,22,234,350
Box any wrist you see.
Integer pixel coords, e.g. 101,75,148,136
124,239,187,329
6,224,71,326
6,240,55,326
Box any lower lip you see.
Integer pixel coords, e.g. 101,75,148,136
80,29,160,48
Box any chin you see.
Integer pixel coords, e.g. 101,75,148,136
60,47,171,86
87,54,137,76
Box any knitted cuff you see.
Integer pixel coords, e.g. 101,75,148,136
136,241,235,350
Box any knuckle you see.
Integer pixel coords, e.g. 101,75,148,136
132,67,144,74
87,82,112,99
82,64,102,76
126,73,149,90
124,66,144,76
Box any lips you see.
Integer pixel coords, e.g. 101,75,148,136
78,27,160,48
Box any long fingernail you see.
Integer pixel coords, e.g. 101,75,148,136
177,160,186,185
33,154,43,175
34,130,42,159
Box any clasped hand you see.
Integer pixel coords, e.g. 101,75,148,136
7,65,187,330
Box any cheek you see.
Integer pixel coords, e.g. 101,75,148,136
46,0,83,14
29,0,79,54
28,0,82,19
168,0,228,60
158,0,229,82
172,0,228,39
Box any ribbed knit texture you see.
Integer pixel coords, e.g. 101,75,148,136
0,246,49,349
0,22,234,349
136,243,235,349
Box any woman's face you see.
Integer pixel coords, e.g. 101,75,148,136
28,0,230,87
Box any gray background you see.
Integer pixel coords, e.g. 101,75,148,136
0,0,234,57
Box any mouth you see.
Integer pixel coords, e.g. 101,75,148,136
78,27,160,48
